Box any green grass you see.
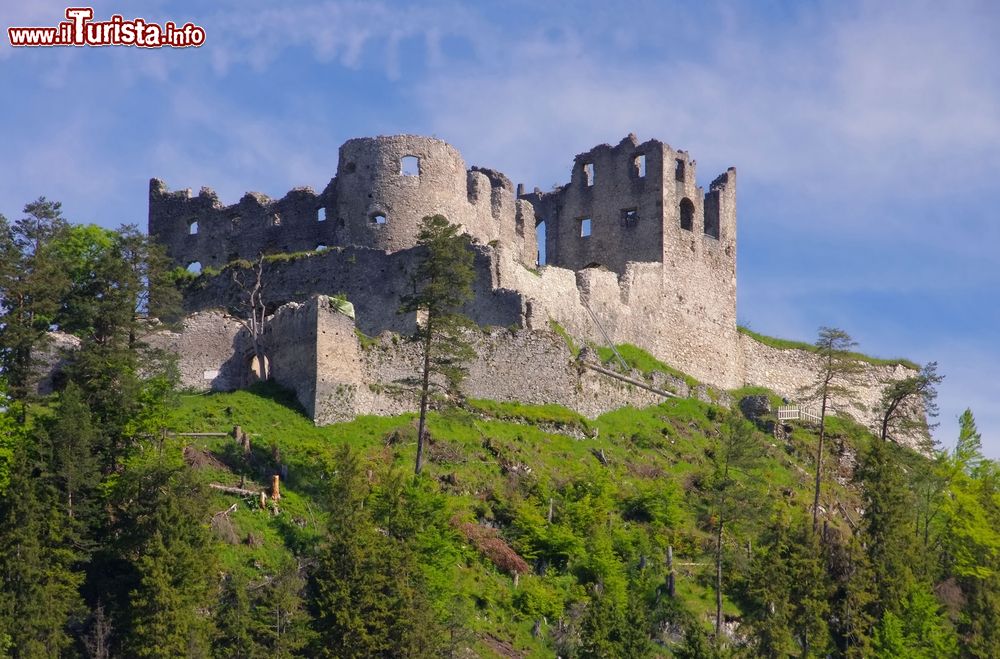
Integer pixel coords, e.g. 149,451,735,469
595,343,701,388
465,398,592,433
547,319,579,357
354,328,380,350
738,326,920,370
728,385,785,410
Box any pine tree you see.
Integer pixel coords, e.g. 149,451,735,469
801,327,861,531
0,433,85,657
399,215,476,474
856,439,917,619
0,199,71,414
47,382,100,528
826,530,875,658
742,519,832,657
118,468,217,658
310,447,445,657
703,414,766,648
215,572,257,659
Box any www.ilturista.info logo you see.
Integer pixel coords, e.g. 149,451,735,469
7,8,205,48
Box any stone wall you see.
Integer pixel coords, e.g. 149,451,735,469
180,244,525,338
29,331,81,395
738,333,920,436
143,311,247,391
494,248,743,389
353,325,672,420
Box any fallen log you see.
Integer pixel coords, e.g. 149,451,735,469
209,483,261,497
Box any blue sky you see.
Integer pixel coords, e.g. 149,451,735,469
2,0,997,453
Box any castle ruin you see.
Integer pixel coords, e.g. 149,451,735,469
145,134,915,431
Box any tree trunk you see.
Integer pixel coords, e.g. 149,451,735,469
415,317,433,475
812,389,829,533
666,545,675,598
715,516,724,645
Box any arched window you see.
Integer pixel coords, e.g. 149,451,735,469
400,155,420,176
679,198,695,231
188,220,199,235
315,244,327,252
186,261,202,274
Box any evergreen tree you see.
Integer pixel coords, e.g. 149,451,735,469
46,382,100,529
0,199,71,413
825,530,875,658
63,227,179,472
0,432,85,657
703,414,766,648
258,561,312,658
856,439,917,619
215,572,258,659
741,519,833,657
399,215,476,474
113,467,217,658
875,362,943,448
310,446,445,657
801,327,860,531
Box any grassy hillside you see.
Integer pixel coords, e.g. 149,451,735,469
158,382,875,657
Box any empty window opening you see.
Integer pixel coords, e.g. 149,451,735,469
579,217,592,238
318,207,326,222
372,213,387,225
634,154,646,178
583,162,595,187
188,220,199,235
315,244,327,252
271,213,282,227
536,220,547,265
679,198,695,231
621,208,639,228
186,261,202,274
400,155,420,176
704,200,720,239
675,158,686,182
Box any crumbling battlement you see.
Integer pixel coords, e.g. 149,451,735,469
149,135,537,271
521,134,735,276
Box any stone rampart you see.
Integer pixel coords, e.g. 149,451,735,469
738,333,920,435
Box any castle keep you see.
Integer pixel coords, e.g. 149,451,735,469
146,134,913,430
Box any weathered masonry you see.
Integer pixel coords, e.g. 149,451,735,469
146,134,916,435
